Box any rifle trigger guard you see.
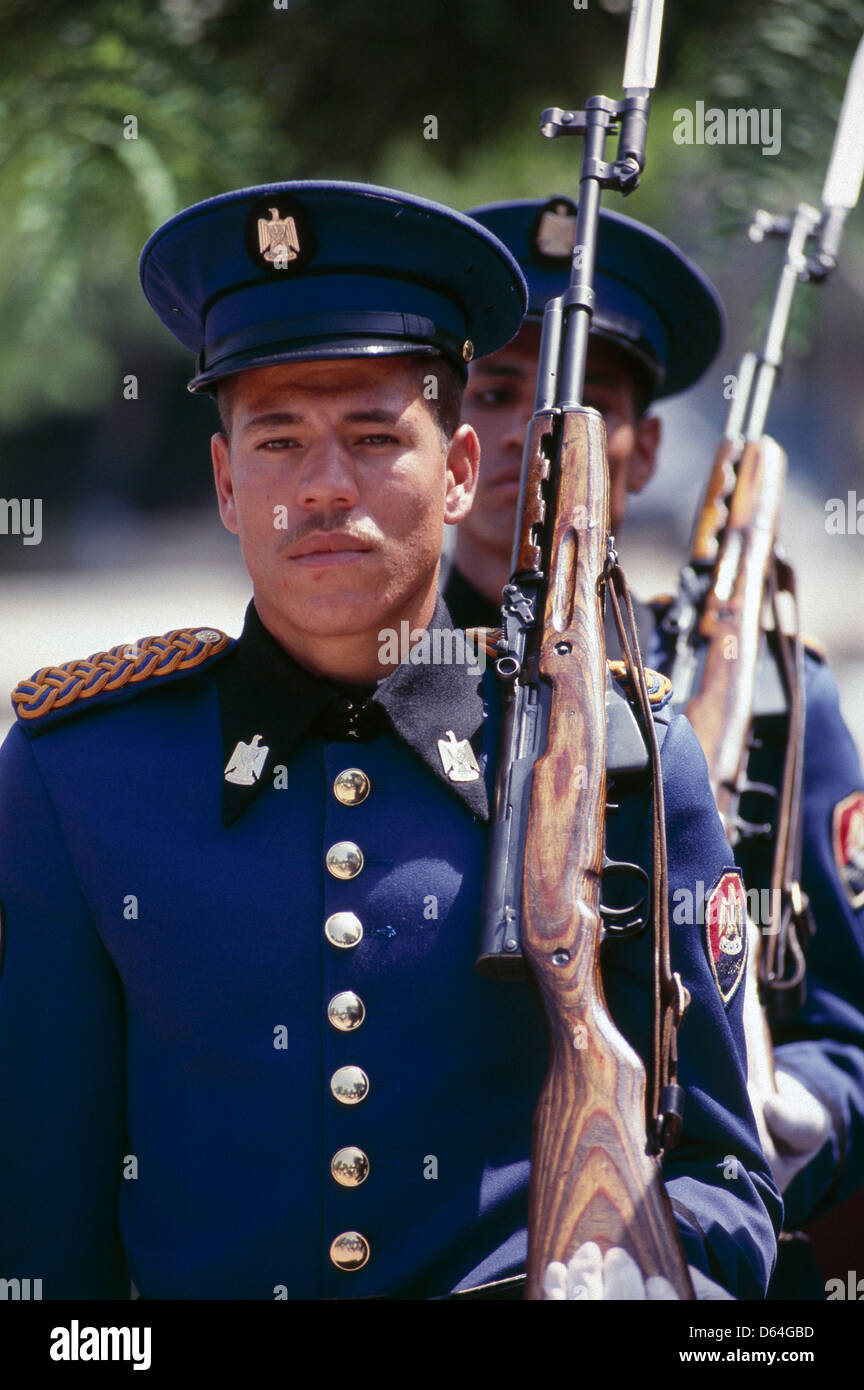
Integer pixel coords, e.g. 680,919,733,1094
736,778,778,803
760,893,811,1020
726,814,774,842
599,857,650,941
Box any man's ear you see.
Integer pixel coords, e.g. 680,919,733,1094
443,423,481,525
627,413,661,495
211,433,239,535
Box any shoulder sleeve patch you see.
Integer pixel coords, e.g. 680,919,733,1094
832,792,864,910
608,659,673,709
704,869,748,1005
12,627,230,724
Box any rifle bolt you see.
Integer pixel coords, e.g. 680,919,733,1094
554,641,571,655
551,951,570,966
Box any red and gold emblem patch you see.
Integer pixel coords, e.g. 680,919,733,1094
832,792,864,910
705,870,747,1004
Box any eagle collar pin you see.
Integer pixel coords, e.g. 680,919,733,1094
437,730,480,783
225,734,270,786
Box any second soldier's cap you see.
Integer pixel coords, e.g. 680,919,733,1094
139,180,528,393
466,197,725,400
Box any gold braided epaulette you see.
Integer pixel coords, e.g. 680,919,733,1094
802,633,827,664
608,659,673,706
465,625,502,661
12,627,230,723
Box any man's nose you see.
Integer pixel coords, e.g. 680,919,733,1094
502,403,533,451
295,437,360,510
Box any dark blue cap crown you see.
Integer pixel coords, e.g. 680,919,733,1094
140,181,528,392
466,197,725,400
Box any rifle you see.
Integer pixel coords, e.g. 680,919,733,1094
664,32,864,1028
477,0,694,1300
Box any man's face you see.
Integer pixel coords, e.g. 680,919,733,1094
461,323,661,547
211,357,478,650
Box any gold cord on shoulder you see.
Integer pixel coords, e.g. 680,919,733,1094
12,628,230,722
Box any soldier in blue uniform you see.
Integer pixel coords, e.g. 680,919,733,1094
0,182,781,1300
449,197,864,1258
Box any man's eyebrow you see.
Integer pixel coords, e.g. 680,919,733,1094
240,407,407,432
241,411,303,432
342,408,404,425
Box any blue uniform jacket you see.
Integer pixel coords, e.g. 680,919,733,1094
648,589,864,1228
766,655,864,1226
0,599,780,1298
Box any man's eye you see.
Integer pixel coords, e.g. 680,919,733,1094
467,388,511,408
358,433,399,446
258,438,300,450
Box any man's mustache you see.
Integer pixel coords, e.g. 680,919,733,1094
277,510,384,550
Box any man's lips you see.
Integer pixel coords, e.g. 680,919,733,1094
287,532,375,568
486,471,522,498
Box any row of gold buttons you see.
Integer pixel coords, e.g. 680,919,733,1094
327,770,371,1271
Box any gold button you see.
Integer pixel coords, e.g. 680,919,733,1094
331,1146,370,1188
326,841,364,880
324,912,363,949
333,768,371,806
329,1231,370,1271
330,1065,369,1105
327,991,365,1032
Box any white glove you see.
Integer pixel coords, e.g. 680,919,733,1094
542,1242,733,1300
762,1069,832,1193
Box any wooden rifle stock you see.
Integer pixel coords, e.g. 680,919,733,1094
680,435,802,1142
689,437,741,568
520,409,692,1299
684,438,787,825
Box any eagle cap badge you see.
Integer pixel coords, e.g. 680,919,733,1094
257,207,300,266
534,197,579,261
245,194,312,274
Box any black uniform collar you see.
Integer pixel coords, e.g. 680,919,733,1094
217,597,489,826
443,562,503,632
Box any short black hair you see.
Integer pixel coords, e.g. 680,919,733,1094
214,354,464,445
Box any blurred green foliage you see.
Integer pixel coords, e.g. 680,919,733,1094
0,0,862,426
0,0,275,423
